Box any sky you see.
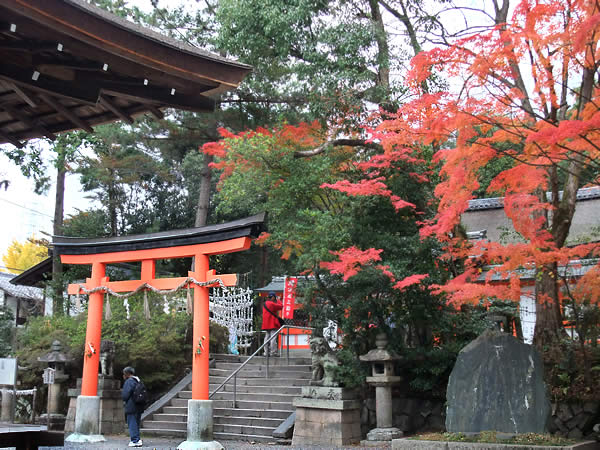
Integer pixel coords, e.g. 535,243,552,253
0,151,94,268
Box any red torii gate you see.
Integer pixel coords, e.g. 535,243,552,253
55,214,265,445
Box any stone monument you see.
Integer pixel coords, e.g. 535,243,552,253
360,333,403,443
65,340,124,435
446,329,551,433
38,340,71,430
292,337,362,446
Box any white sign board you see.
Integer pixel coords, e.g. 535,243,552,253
0,358,17,386
43,367,55,385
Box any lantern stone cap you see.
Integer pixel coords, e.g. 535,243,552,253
38,340,72,363
359,333,402,362
359,348,401,362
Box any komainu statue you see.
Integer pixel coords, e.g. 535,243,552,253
309,336,340,387
99,340,115,378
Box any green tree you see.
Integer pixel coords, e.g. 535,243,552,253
0,306,15,357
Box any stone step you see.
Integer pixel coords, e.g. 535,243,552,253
143,419,186,431
214,423,276,437
162,406,187,415
208,383,302,395
140,426,185,437
185,398,296,411
210,376,310,387
213,408,291,420
179,391,297,403
215,361,312,371
212,354,311,365
213,431,274,443
151,413,186,423
209,368,311,378
214,415,283,428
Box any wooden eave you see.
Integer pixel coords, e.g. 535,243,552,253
0,0,252,146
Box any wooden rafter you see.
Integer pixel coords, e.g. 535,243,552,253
1,103,56,140
6,81,37,107
147,106,164,120
38,92,93,133
0,129,23,148
99,94,133,124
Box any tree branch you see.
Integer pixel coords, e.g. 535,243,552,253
293,139,383,158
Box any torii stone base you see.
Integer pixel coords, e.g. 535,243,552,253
177,400,223,450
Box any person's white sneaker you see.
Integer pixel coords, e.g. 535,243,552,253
135,440,143,447
128,442,136,447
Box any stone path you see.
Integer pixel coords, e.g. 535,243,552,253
38,434,392,450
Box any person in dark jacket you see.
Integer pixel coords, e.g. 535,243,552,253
262,291,283,356
122,366,143,447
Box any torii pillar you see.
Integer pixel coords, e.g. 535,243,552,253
56,213,264,447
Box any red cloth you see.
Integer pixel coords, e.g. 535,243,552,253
262,300,283,330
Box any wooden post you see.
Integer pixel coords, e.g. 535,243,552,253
191,254,210,400
80,262,105,397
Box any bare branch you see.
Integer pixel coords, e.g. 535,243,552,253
293,139,383,158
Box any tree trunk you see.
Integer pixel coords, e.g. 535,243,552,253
532,263,564,349
52,163,66,316
195,153,213,227
108,169,118,236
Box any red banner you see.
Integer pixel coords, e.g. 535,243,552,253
282,276,298,319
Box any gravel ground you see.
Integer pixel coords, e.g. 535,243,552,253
37,434,392,450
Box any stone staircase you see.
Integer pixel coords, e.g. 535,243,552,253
141,353,312,443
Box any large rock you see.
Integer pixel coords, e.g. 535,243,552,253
446,330,550,434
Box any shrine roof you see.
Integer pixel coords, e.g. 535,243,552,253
0,0,251,146
52,212,266,255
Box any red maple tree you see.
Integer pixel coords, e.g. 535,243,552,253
324,0,600,348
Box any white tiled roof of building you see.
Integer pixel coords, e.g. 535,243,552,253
467,186,600,211
0,272,44,301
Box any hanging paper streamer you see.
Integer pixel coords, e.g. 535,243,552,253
104,293,112,320
187,284,193,315
163,295,169,314
209,287,253,353
75,291,81,311
143,290,151,320
124,298,130,319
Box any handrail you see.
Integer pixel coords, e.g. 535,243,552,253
209,324,313,407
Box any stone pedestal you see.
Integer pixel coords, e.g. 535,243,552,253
0,389,15,422
65,376,123,439
292,386,362,446
177,399,223,450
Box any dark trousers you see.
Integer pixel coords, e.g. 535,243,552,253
126,412,141,443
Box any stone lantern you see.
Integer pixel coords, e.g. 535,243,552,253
38,340,71,430
359,333,403,442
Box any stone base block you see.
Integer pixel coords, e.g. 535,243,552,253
366,427,403,441
65,377,125,435
73,396,100,436
293,393,362,446
186,399,214,442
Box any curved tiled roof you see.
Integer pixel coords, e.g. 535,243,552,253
467,187,600,211
0,272,44,301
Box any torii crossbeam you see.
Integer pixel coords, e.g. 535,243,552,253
55,213,265,445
